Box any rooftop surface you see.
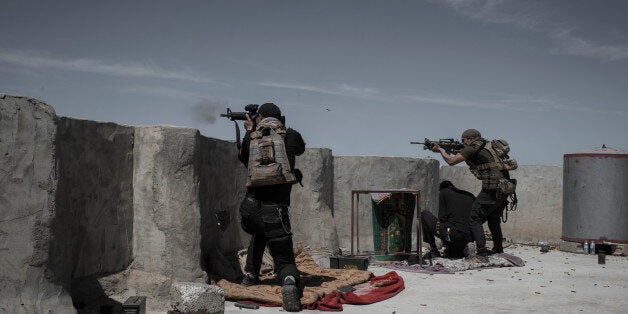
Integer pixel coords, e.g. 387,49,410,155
220,245,627,313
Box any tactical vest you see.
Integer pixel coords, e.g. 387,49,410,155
246,118,296,187
466,139,517,192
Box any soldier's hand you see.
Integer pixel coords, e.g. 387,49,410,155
244,114,254,131
431,143,441,153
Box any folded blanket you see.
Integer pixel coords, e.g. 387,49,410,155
217,246,375,307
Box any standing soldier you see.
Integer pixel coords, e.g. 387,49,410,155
237,103,305,311
430,129,513,263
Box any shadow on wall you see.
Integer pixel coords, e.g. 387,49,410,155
198,136,248,283
47,118,134,312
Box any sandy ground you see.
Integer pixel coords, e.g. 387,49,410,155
222,245,627,313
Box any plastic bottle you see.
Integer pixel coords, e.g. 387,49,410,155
590,241,596,255
583,241,589,254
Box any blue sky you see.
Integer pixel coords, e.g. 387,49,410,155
1,0,627,165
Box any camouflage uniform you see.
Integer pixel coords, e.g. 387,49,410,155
460,139,510,256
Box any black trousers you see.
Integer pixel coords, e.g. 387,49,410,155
469,190,508,256
421,210,469,258
239,196,299,286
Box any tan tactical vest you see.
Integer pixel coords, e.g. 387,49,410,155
246,118,296,187
466,139,517,192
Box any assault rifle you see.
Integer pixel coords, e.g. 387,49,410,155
411,138,464,155
220,104,259,150
220,104,287,149
220,104,260,121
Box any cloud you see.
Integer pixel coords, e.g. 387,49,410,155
122,85,208,99
257,81,510,109
436,0,628,61
0,49,218,83
257,80,625,116
257,81,383,100
550,35,628,62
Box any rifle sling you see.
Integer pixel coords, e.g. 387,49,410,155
234,120,241,150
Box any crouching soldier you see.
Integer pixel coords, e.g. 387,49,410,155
421,180,474,259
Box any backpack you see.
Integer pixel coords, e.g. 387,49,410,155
246,118,296,187
485,139,518,171
476,139,518,172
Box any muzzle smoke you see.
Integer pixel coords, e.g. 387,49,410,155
191,99,225,124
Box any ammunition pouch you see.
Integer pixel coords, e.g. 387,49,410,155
248,163,286,186
469,167,501,190
498,178,517,195
469,167,482,180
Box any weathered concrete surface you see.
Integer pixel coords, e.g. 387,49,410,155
440,165,563,245
291,148,339,267
121,126,208,309
0,95,74,312
52,118,134,277
49,117,135,311
333,156,440,253
198,136,247,282
171,282,225,314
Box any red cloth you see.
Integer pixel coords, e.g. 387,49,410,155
306,271,405,311
237,271,404,311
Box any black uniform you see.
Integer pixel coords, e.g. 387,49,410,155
421,184,474,258
238,127,305,285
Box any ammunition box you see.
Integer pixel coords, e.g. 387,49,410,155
329,256,369,270
123,296,146,314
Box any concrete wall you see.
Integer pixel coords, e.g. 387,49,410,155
197,136,247,282
1,94,567,312
440,164,563,244
0,95,75,312
333,156,440,253
291,148,338,267
49,118,136,311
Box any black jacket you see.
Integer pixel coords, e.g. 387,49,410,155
439,186,475,235
238,127,305,205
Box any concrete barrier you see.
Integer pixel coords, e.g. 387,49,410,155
440,164,563,245
0,94,566,311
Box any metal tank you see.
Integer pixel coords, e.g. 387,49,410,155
563,146,628,244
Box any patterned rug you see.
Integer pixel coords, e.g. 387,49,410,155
370,252,524,273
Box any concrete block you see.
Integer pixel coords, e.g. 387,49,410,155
291,148,339,267
132,126,205,281
170,282,225,314
50,117,134,281
198,136,247,282
0,94,74,312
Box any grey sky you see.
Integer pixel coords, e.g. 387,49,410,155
1,0,627,165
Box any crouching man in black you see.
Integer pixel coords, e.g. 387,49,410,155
421,180,474,259
237,103,305,312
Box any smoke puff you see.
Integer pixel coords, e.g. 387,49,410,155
192,99,225,124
